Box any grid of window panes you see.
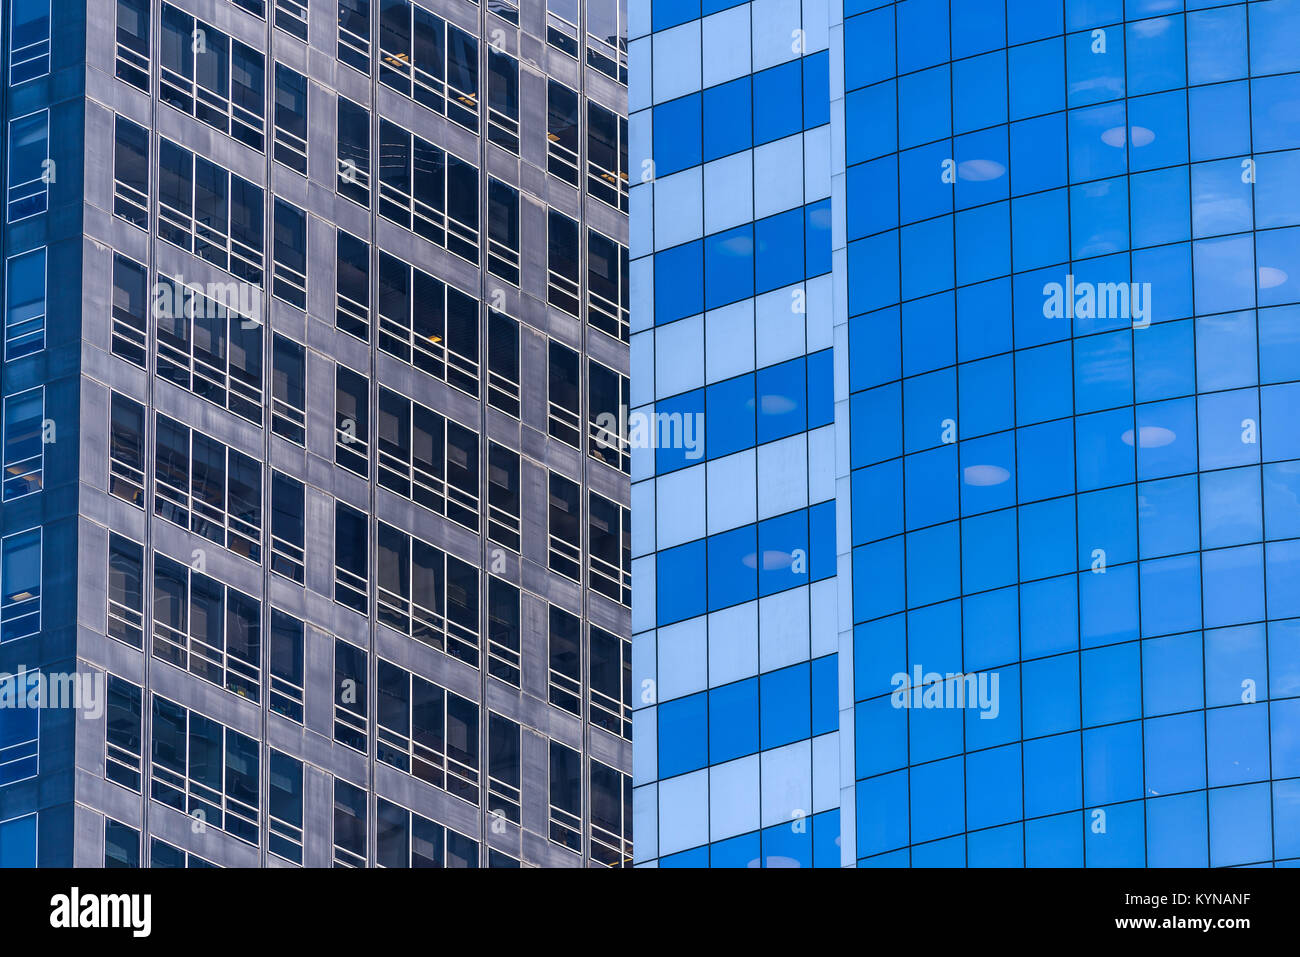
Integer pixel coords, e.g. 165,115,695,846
630,0,840,867
0,0,57,868
843,0,1300,867
61,0,631,868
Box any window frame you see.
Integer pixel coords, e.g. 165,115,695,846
149,691,261,845
270,471,306,584
378,385,481,530
335,362,371,477
112,114,150,229
150,551,262,700
110,250,148,366
333,777,367,866
376,658,481,803
109,391,147,508
114,0,150,90
7,109,50,223
589,624,632,740
0,812,37,866
548,338,582,447
335,228,370,341
547,207,581,316
486,176,520,285
547,604,582,716
588,357,630,473
271,332,307,445
268,608,305,722
546,0,579,59
157,136,265,284
153,411,264,561
273,61,309,174
587,98,629,211
272,198,308,309
546,79,580,186
0,526,41,643
487,47,519,153
104,818,141,868
486,309,520,417
547,471,582,582
336,95,372,207
486,575,520,686
589,759,632,867
375,795,479,867
337,0,372,75
268,748,304,864
486,441,520,551
375,520,480,665
274,0,309,42
487,710,521,824
548,739,582,852
334,501,369,612
588,491,632,607
2,385,44,501
377,116,480,261
0,668,39,787
9,0,51,86
587,227,630,343
584,0,627,84
158,3,266,150
107,531,146,649
333,636,369,752
376,252,480,396
104,672,143,791
4,245,46,361
153,275,265,426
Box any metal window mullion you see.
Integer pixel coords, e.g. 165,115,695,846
474,0,493,868
364,0,382,869
138,0,166,859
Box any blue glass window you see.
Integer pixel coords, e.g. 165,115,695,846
9,0,50,85
656,539,705,626
0,813,36,867
657,692,707,778
709,830,759,868
4,247,45,360
803,51,830,130
652,0,698,31
654,388,706,474
755,207,805,293
761,818,812,867
756,357,807,445
702,77,751,162
707,523,756,611
653,94,701,177
705,374,753,459
7,111,49,221
753,59,802,146
759,663,810,750
0,669,38,785
844,8,895,92
709,678,758,764
1,528,40,642
654,240,703,326
704,224,753,310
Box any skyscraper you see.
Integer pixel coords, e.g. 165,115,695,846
0,0,631,867
630,0,839,866
639,0,1300,867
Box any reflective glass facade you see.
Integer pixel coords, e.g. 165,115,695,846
842,0,1300,869
640,0,1300,868
630,0,839,866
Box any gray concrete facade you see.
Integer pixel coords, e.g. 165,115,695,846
0,0,629,867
